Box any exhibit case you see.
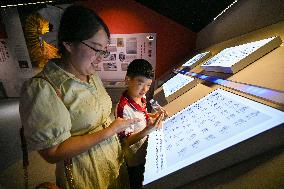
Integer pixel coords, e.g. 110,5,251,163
162,73,198,102
143,89,284,189
200,36,282,73
180,51,211,69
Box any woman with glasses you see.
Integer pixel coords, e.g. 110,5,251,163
19,5,140,189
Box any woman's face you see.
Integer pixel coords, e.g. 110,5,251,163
66,29,109,78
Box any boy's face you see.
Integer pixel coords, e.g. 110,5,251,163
126,76,152,99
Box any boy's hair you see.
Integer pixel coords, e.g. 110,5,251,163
126,59,154,79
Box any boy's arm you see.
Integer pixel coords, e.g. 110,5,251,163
124,112,164,146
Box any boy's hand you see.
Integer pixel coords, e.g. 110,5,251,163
159,107,169,118
153,112,165,129
149,107,169,119
145,112,165,134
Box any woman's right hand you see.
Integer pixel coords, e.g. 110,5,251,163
109,117,141,134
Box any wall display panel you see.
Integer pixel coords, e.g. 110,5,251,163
181,51,211,69
97,33,156,83
1,8,34,97
200,36,282,73
143,89,284,188
162,73,198,102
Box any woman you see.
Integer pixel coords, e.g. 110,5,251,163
19,5,140,189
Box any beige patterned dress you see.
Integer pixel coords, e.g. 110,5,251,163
20,61,130,189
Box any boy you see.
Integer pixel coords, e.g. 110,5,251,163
116,59,165,189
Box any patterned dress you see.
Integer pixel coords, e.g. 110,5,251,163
19,61,130,189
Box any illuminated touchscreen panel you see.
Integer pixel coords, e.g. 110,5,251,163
200,36,282,73
182,51,211,68
162,73,195,99
144,88,284,186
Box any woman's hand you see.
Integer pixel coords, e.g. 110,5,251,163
109,117,141,134
39,117,141,163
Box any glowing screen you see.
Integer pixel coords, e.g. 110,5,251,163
162,73,195,98
182,52,210,67
144,88,284,185
201,37,277,71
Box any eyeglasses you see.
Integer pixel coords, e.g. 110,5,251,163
81,41,110,58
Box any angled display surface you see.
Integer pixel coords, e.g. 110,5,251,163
201,36,282,73
162,73,197,102
181,51,211,68
144,89,284,187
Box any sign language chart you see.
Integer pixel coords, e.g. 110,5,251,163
144,89,284,185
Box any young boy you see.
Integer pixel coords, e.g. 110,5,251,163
116,59,165,189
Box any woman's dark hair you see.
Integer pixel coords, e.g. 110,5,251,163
58,5,110,55
126,59,154,79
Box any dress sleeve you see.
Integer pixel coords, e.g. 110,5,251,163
19,78,72,151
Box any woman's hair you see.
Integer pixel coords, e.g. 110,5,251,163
126,59,154,79
58,5,110,55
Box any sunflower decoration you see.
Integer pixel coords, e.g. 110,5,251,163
25,12,60,69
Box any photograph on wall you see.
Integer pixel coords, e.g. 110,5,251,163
103,62,118,71
125,54,137,61
121,63,129,71
126,37,138,54
108,45,117,53
119,52,126,62
109,54,116,61
117,38,124,47
103,53,116,61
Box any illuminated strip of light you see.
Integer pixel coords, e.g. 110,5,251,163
214,0,238,21
0,1,54,8
174,68,284,105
